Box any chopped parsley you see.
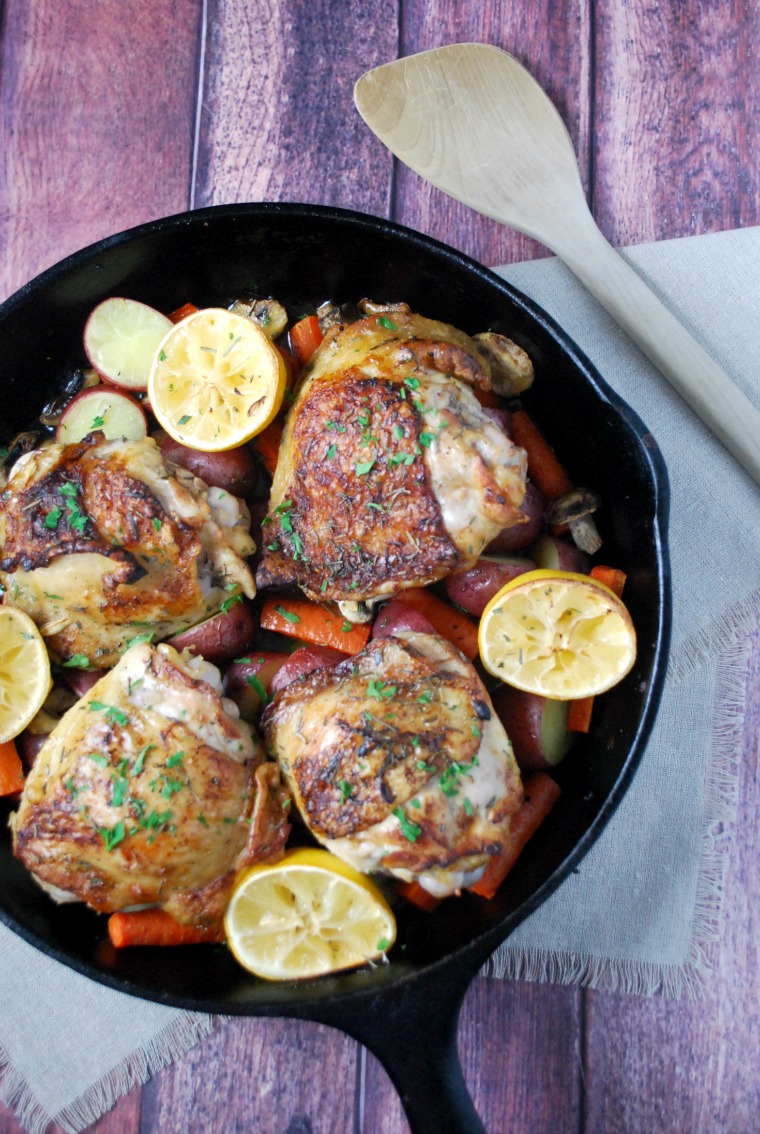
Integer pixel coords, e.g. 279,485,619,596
61,654,90,669
275,604,300,624
393,807,422,842
377,316,398,330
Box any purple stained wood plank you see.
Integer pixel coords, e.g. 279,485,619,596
583,624,760,1133
195,0,398,215
393,0,594,266
0,1,203,302
593,0,760,246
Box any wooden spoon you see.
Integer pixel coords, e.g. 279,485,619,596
354,43,760,486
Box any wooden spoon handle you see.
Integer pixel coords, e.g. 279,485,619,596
551,213,760,485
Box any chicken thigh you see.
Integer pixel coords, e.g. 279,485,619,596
262,631,523,897
11,643,290,926
256,310,529,612
0,434,255,667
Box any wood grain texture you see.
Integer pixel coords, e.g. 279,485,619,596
195,0,398,215
593,0,760,245
0,0,202,301
394,0,593,266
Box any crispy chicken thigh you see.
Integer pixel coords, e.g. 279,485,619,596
256,311,528,611
11,643,290,926
262,631,523,897
0,434,255,667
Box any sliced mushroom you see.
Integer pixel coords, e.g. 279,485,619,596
228,297,288,340
358,299,412,317
544,487,603,555
337,598,378,624
473,332,534,396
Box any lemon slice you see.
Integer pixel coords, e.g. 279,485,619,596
0,608,53,742
148,308,287,452
478,568,636,700
224,847,396,981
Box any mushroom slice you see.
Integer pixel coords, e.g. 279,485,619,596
473,332,534,396
544,487,603,554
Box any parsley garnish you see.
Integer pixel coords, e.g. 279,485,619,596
393,807,422,842
378,316,398,330
275,605,300,624
61,654,90,669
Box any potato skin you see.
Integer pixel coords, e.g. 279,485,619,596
269,645,346,694
167,601,256,663
62,668,107,698
532,533,591,575
224,651,292,720
160,436,258,496
490,684,574,769
486,480,545,553
444,556,535,617
371,598,437,639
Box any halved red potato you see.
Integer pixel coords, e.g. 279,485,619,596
62,668,107,698
490,685,574,770
168,600,256,663
269,644,346,695
485,480,545,554
56,386,147,444
83,297,172,390
223,652,292,720
17,730,48,770
444,555,535,617
371,598,437,639
531,533,591,574
159,436,258,496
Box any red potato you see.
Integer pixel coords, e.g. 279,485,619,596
56,386,147,445
444,556,535,617
224,652,292,720
485,480,545,554
160,436,258,497
168,600,256,663
17,730,49,771
62,668,107,698
531,533,591,575
83,297,172,390
490,684,575,770
371,598,437,639
269,644,346,694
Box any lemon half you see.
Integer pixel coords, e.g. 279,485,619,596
0,608,53,742
148,308,286,452
224,848,396,981
478,569,636,700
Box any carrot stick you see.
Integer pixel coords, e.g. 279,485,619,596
252,415,285,477
568,566,628,733
469,773,562,899
0,740,25,796
590,564,628,597
108,909,225,948
168,302,198,324
396,880,442,912
289,315,324,366
260,596,372,655
510,410,574,501
393,588,479,660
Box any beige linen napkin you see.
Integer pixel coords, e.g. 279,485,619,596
1,227,756,1133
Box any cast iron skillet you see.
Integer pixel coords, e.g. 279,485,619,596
0,203,670,1133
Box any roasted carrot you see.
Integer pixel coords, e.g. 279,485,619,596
393,588,479,660
289,315,324,366
473,387,504,409
469,772,562,900
510,410,574,501
107,909,225,948
260,596,372,655
277,344,299,384
252,414,285,477
0,740,25,796
568,566,629,733
396,880,442,912
167,301,198,324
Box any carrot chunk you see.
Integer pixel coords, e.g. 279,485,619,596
396,880,442,912
260,596,372,655
289,315,324,366
0,740,25,796
167,301,199,324
393,588,479,660
252,414,285,477
107,909,225,948
510,411,574,501
469,773,562,899
590,564,628,597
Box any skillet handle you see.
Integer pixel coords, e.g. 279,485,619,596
337,964,487,1134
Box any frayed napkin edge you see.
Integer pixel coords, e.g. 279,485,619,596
0,1013,216,1134
483,633,748,998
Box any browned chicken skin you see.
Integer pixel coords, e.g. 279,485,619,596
262,631,523,897
11,643,290,926
256,311,528,611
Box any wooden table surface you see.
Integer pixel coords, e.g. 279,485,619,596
1,3,758,1132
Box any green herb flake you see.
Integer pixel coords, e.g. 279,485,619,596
61,654,90,669
166,751,185,768
418,432,436,447
220,591,244,614
376,937,391,952
392,807,422,842
404,376,420,390
275,604,300,624
462,797,475,816
377,316,398,330
87,753,110,768
152,517,162,532
325,443,337,459
338,779,354,803
43,506,62,530
177,414,192,426
355,458,375,476
246,673,269,703
367,679,396,701
100,821,126,852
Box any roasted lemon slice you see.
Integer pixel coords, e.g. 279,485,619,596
224,848,396,981
0,608,53,742
148,308,287,452
478,568,636,700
